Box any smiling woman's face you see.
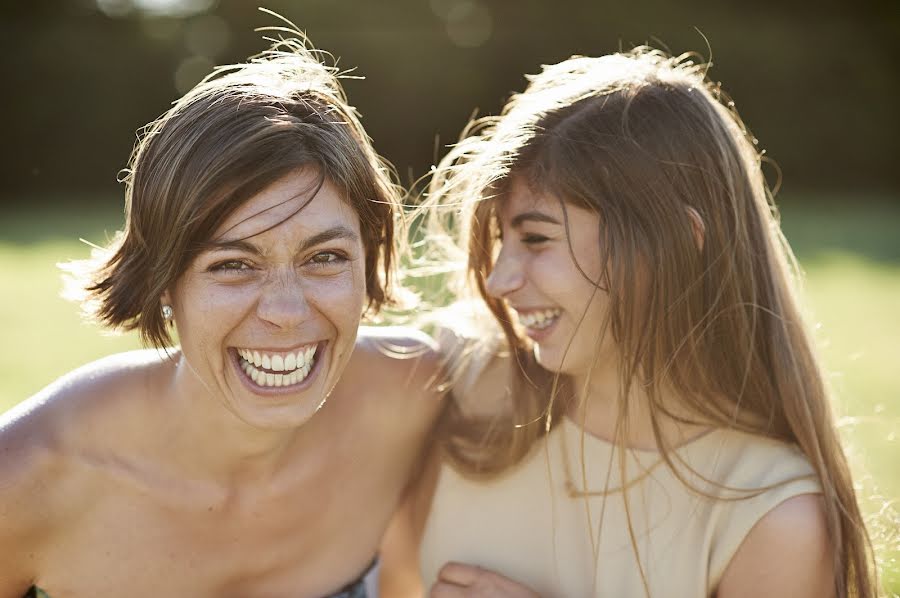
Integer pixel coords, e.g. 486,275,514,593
166,168,367,429
485,177,614,378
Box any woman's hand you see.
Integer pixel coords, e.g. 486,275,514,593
430,562,541,598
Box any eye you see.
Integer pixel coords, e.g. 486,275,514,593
521,233,550,245
209,259,253,273
308,251,348,268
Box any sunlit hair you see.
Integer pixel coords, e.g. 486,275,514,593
424,47,877,597
64,20,402,348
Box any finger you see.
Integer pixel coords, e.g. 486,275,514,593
429,580,470,598
437,561,484,586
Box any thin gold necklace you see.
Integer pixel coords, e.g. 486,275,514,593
558,419,667,498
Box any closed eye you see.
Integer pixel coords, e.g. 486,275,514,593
521,233,550,245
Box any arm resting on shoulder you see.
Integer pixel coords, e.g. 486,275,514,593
379,447,444,598
379,485,426,598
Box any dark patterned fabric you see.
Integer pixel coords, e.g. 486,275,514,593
327,559,375,598
329,574,369,598
24,561,374,598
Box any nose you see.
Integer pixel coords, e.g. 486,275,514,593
256,270,310,329
484,243,525,299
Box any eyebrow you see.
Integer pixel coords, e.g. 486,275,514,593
510,210,562,228
203,226,361,255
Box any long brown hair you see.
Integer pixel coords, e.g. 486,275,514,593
425,47,877,597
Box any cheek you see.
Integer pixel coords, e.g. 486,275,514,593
570,233,605,284
530,250,597,302
180,284,257,330
172,280,255,346
308,269,367,320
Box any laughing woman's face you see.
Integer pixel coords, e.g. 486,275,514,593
485,178,614,379
167,168,367,429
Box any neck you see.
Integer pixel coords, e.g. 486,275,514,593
569,354,707,451
160,352,330,488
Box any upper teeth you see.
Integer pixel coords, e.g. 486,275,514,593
517,309,561,330
236,345,318,387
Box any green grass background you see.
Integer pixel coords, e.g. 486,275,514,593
1,197,898,593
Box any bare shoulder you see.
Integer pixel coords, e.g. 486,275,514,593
0,350,174,587
0,349,174,529
355,325,440,356
3,348,174,436
716,494,833,598
349,326,444,394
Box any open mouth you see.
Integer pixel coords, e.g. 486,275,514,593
234,343,321,389
516,308,562,331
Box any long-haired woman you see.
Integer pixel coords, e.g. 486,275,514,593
382,47,878,598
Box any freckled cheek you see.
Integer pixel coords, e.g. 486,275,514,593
305,270,367,321
195,285,260,314
175,283,257,344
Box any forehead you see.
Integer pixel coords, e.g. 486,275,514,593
214,168,360,242
495,176,602,247
496,177,563,221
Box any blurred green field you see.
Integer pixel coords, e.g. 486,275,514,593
1,197,898,593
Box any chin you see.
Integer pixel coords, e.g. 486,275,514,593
533,347,563,373
534,345,589,379
230,397,326,430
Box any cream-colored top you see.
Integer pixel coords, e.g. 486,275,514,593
419,418,821,597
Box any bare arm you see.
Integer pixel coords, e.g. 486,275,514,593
358,327,444,598
379,326,517,598
716,494,834,598
378,468,432,598
0,490,40,598
0,361,122,598
378,391,444,598
0,414,55,597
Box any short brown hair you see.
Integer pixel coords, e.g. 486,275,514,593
68,32,401,348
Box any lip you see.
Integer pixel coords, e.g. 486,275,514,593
510,306,562,343
511,306,557,315
236,343,317,354
521,318,559,343
229,341,326,397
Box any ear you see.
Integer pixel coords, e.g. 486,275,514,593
686,206,705,252
160,289,173,307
